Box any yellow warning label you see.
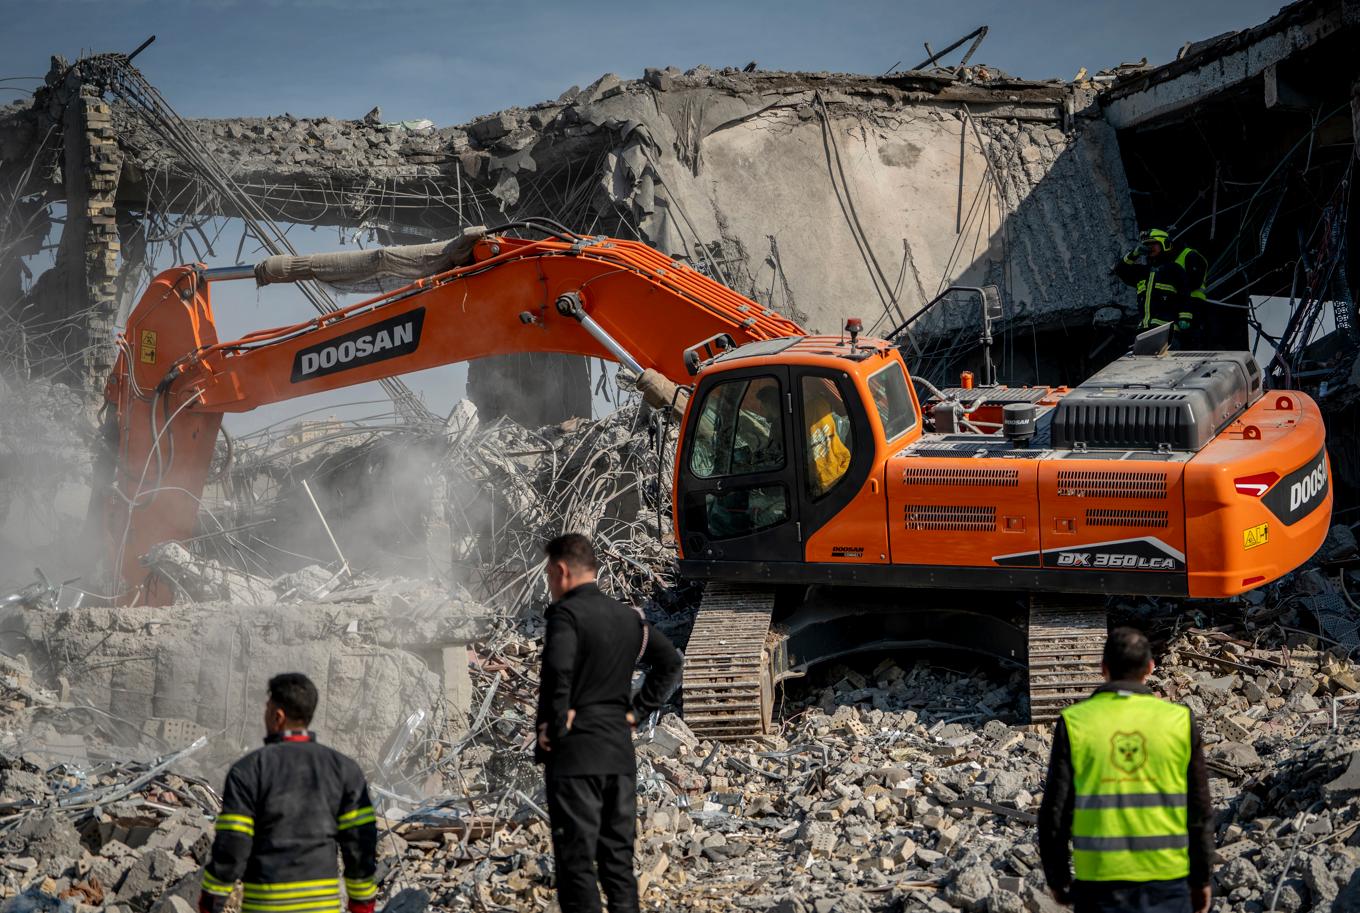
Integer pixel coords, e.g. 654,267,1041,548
1243,522,1269,550
139,329,157,364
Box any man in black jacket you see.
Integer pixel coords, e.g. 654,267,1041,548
536,533,683,913
1038,628,1214,913
199,673,378,913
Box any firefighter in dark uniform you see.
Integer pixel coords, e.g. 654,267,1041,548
1039,628,1214,913
536,534,683,913
198,673,378,913
1112,229,1199,347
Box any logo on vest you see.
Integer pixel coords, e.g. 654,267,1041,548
1111,731,1148,773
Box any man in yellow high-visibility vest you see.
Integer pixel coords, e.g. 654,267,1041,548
1038,628,1214,913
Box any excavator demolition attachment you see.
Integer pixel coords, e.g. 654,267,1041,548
96,228,1331,738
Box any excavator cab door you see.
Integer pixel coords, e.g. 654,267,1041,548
789,366,877,549
678,367,804,562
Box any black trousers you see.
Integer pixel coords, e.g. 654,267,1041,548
545,772,638,913
1074,878,1191,913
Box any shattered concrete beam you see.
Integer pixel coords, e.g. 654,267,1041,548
15,69,1074,231
2,60,1138,413
1102,0,1355,129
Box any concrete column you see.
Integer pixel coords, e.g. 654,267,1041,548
12,80,122,406
441,643,473,739
80,93,122,393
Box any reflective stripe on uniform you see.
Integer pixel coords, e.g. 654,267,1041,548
336,805,376,831
344,877,378,901
240,901,342,913
1073,792,1187,810
242,879,342,912
1175,246,1208,300
201,871,235,896
243,879,341,896
1073,834,1189,852
215,813,255,837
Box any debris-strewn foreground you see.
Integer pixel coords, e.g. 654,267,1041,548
1,398,1359,913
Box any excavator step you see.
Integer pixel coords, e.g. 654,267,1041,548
682,583,776,741
1027,597,1108,724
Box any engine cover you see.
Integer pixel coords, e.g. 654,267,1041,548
1051,351,1262,452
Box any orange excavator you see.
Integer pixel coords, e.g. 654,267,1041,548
98,222,1332,735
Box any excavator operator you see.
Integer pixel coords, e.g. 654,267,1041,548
1112,229,1197,347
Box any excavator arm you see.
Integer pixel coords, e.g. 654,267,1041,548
101,228,804,604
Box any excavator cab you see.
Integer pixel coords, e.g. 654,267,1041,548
675,336,913,568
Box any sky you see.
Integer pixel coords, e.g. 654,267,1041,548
3,0,1290,431
4,0,1286,125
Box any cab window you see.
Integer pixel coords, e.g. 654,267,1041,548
867,362,916,441
699,486,790,539
801,376,853,498
688,376,785,479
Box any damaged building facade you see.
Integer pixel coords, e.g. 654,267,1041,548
0,1,1359,911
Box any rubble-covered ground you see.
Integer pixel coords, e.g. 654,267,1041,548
2,392,1360,913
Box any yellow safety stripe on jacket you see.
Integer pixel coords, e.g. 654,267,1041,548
1175,247,1208,300
1137,271,1184,328
344,877,379,901
215,813,255,837
201,871,235,897
241,879,342,912
336,805,376,831
240,900,341,913
1062,691,1191,882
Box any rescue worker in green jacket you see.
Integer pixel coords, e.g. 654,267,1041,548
1112,229,1199,346
1038,627,1214,913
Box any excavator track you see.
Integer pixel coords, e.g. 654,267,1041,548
682,583,777,740
1027,597,1108,724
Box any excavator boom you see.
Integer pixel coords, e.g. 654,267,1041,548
101,229,803,604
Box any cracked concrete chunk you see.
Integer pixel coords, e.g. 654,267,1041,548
1327,751,1360,796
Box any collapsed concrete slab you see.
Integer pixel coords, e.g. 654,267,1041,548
2,62,1137,417
0,595,483,777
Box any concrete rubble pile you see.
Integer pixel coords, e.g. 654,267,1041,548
0,739,221,913
205,397,675,616
0,399,679,911
436,401,679,617
350,539,1360,913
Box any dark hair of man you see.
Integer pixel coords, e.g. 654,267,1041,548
1103,627,1153,681
268,672,319,725
545,533,599,572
